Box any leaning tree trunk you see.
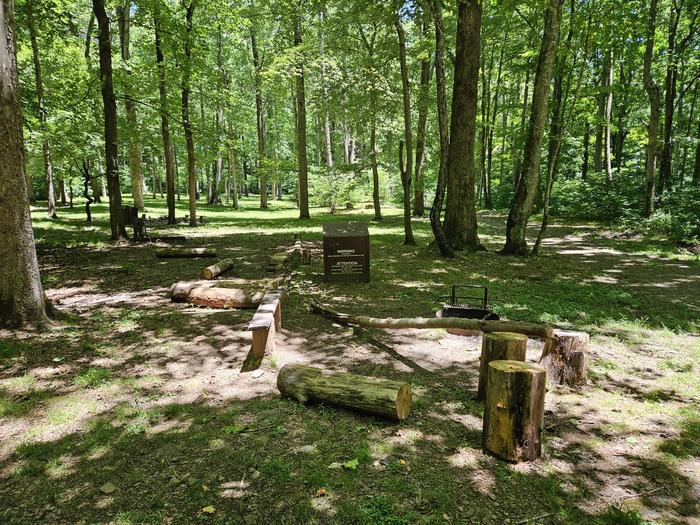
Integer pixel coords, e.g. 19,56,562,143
443,0,481,252
429,0,454,258
93,0,127,240
181,0,197,226
117,1,144,212
642,0,660,217
294,14,310,219
277,365,412,421
394,15,416,246
502,0,564,255
154,6,176,224
27,2,57,220
0,0,51,327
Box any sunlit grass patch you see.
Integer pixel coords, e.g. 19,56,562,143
73,367,113,388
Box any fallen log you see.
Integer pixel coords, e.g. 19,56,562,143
156,247,217,258
277,364,412,421
170,278,287,309
309,301,554,340
201,258,235,280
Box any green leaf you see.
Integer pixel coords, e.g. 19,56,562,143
222,424,246,434
342,458,359,470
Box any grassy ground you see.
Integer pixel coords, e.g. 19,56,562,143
1,195,698,525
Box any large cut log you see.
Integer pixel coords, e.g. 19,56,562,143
539,329,589,386
482,360,546,462
310,301,554,340
277,364,412,421
201,258,235,280
156,247,217,258
478,332,528,401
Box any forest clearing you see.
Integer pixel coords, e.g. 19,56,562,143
1,0,700,523
1,199,699,524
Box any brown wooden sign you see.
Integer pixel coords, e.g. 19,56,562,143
323,222,370,282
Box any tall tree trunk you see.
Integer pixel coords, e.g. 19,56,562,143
294,13,310,219
319,7,335,212
502,0,563,255
394,14,416,246
659,1,680,196
642,0,660,217
251,31,267,209
154,4,175,224
444,0,481,251
370,115,382,220
603,49,613,182
93,0,127,240
117,1,144,211
209,29,224,205
693,116,700,185
413,12,429,217
582,120,590,180
594,54,606,174
429,0,454,257
485,39,506,210
27,1,57,219
0,0,51,327
181,0,196,225
513,70,530,185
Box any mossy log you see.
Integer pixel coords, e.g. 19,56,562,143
201,258,235,280
539,329,589,386
310,301,554,340
478,332,528,401
156,247,217,258
482,360,546,462
277,364,412,421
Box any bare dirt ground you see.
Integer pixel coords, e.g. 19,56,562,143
1,202,698,524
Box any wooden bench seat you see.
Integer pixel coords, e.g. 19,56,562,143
248,290,282,359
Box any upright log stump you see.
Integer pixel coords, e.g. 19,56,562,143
277,365,412,421
539,329,589,386
478,332,528,401
482,360,546,463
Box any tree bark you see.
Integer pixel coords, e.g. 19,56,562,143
429,0,453,258
412,11,429,217
277,365,412,421
154,4,176,224
643,0,660,217
294,13,310,219
539,329,588,386
251,31,267,209
27,1,57,219
694,117,700,185
181,0,197,226
482,360,546,463
209,29,224,205
310,301,554,339
582,120,590,180
478,332,528,401
394,15,416,246
117,1,144,212
93,0,127,240
603,49,614,182
443,0,481,252
502,0,563,255
0,0,51,327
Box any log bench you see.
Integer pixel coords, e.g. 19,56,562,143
248,290,282,359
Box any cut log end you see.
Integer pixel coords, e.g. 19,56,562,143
395,384,412,420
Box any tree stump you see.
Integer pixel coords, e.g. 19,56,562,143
482,360,546,462
478,332,528,401
277,365,412,421
539,329,589,386
201,258,235,280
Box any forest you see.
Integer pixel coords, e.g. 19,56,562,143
1,0,699,523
